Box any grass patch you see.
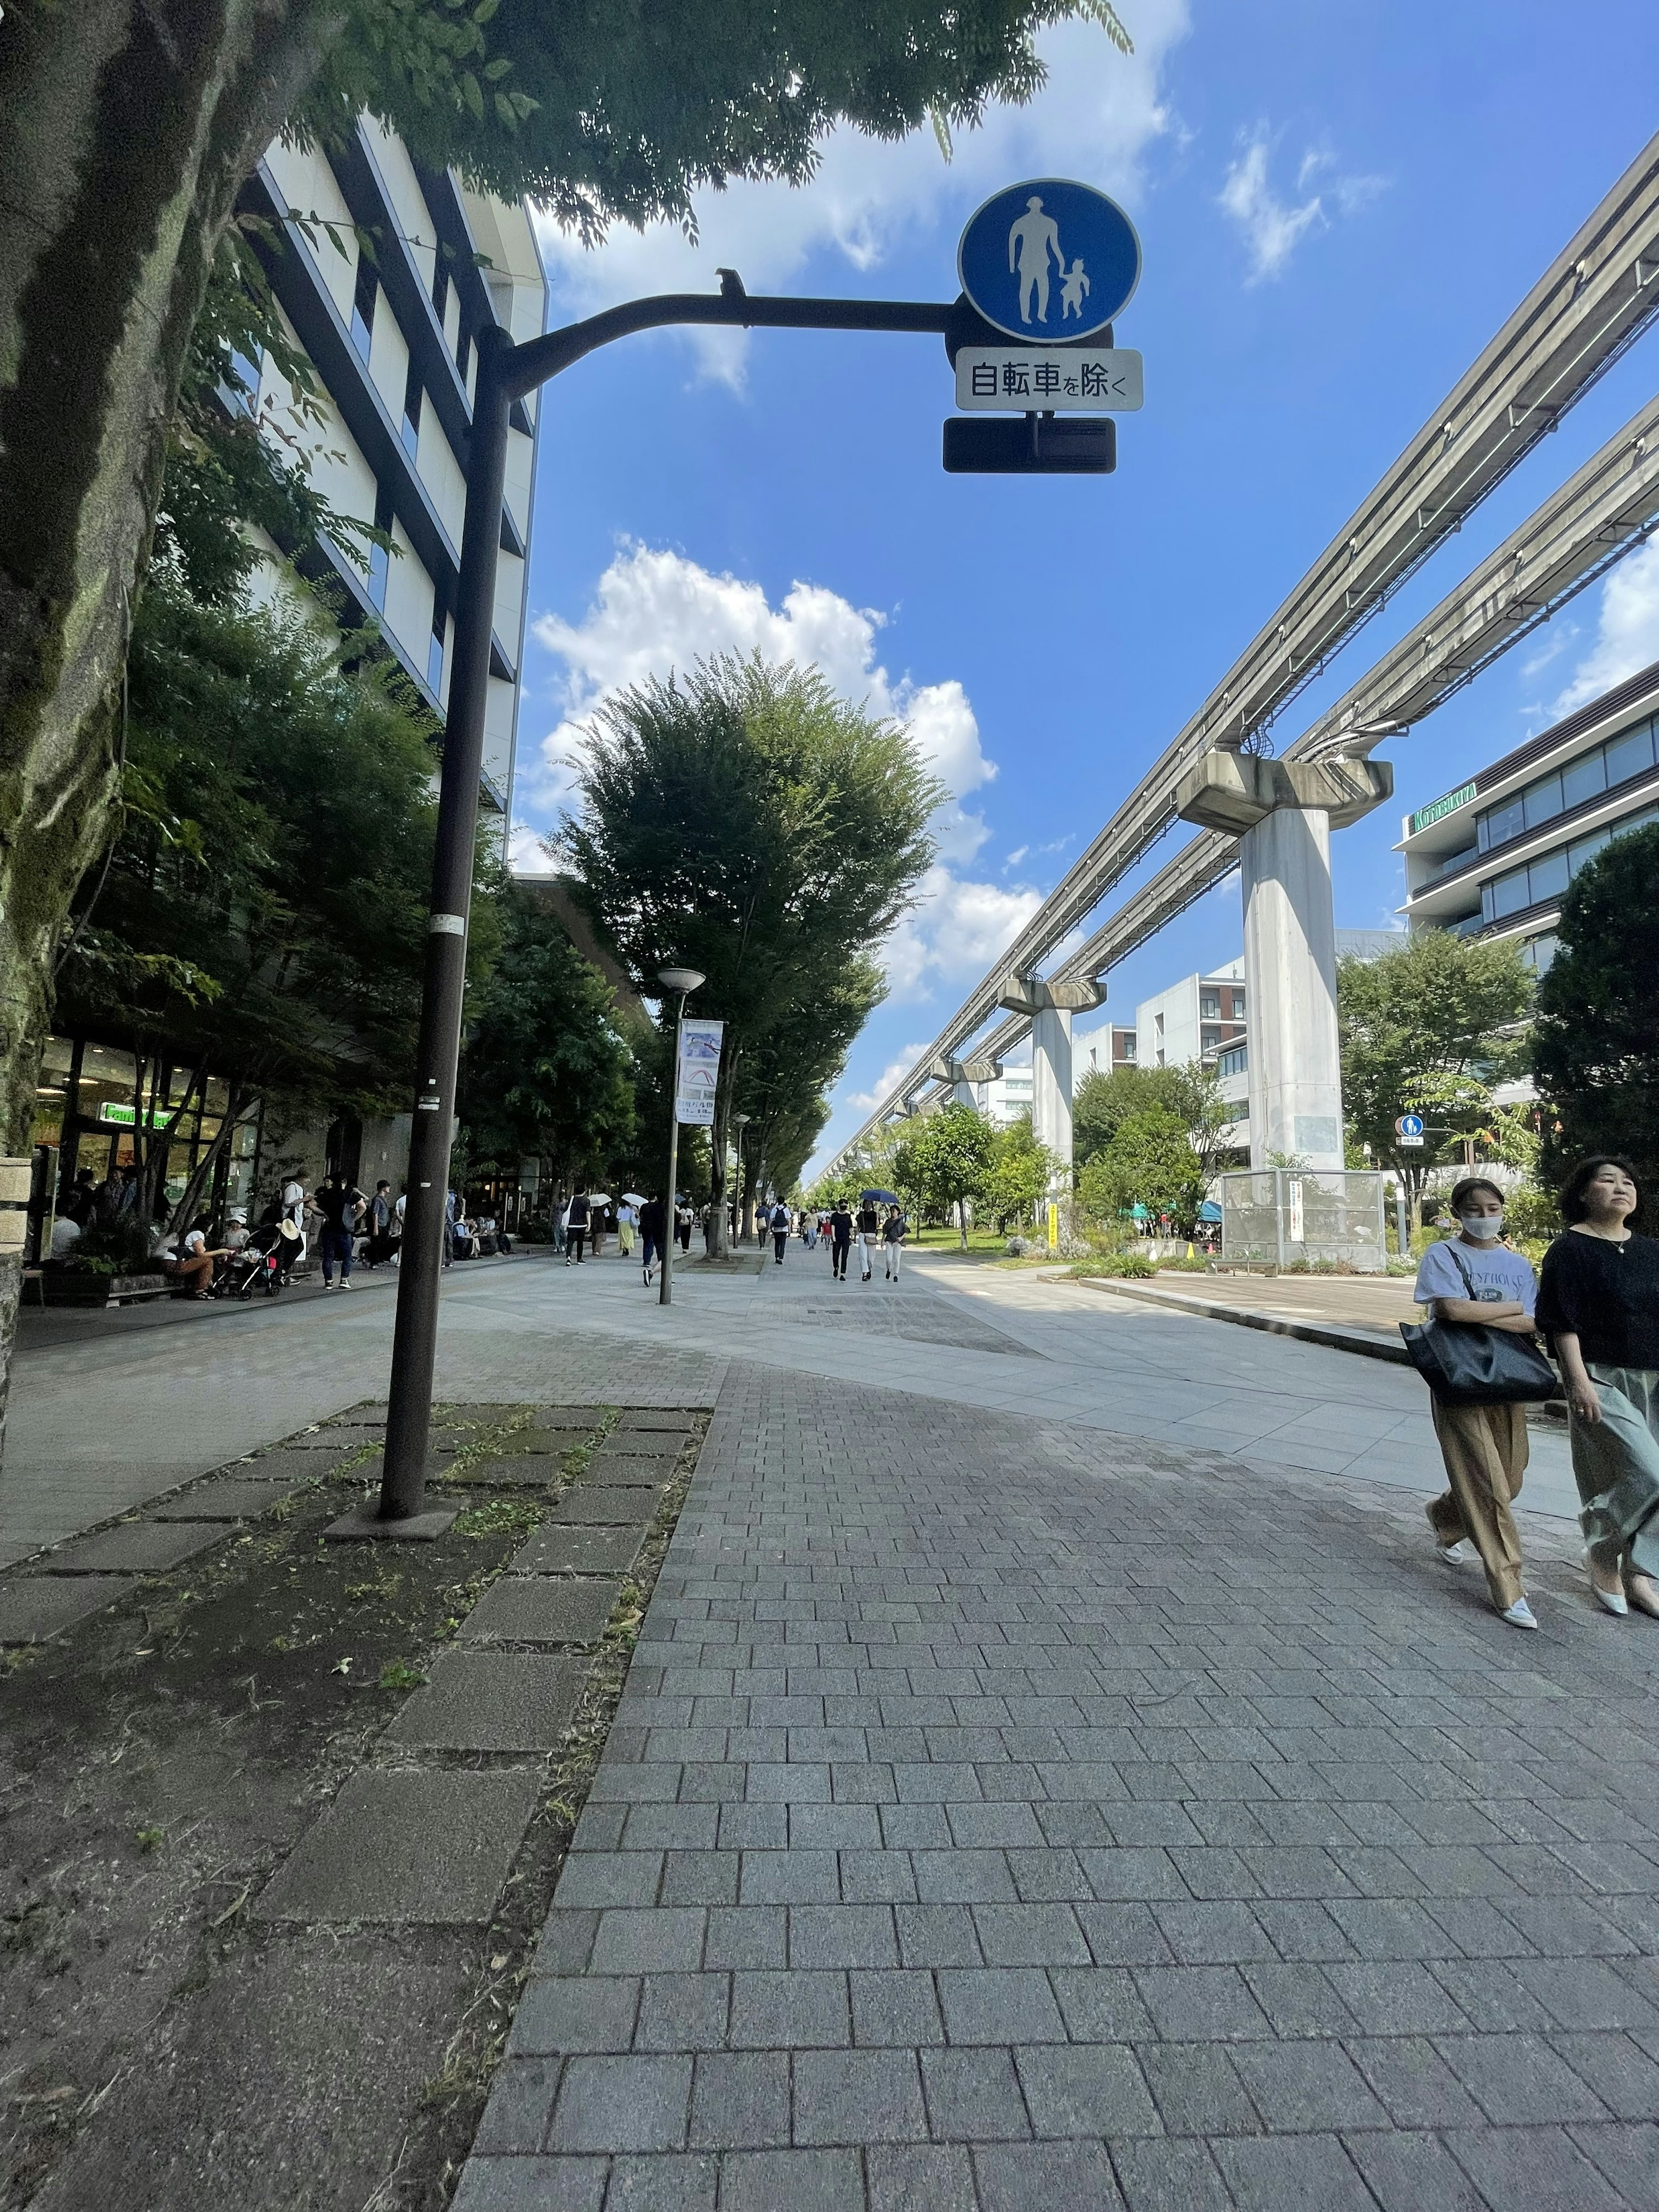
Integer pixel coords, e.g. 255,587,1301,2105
451,1497,543,1539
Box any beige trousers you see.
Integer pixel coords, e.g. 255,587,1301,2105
1427,1399,1529,1609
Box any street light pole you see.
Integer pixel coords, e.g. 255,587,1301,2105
361,283,959,1531
731,1112,750,1246
657,968,705,1308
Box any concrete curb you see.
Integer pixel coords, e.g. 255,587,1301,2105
1071,1271,1413,1363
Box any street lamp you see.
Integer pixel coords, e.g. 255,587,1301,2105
658,967,705,1307
731,1112,750,1244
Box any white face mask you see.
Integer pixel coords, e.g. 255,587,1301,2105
1460,1212,1504,1241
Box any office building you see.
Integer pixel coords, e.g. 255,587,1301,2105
1397,659,1659,973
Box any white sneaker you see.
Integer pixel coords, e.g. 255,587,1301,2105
1435,1539,1472,1568
339,1278,353,1290
1500,1597,1538,1630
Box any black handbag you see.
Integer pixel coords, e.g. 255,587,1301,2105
1400,1242,1558,1405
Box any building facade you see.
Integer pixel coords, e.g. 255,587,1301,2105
1396,659,1659,973
29,125,548,1246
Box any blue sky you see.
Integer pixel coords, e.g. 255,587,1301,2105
509,0,1659,1173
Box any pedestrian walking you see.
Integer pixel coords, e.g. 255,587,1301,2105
362,1180,395,1267
857,1195,880,1283
1413,1177,1543,1629
639,1194,666,1286
617,1199,637,1259
313,1169,366,1289
770,1199,791,1265
676,1198,693,1253
1537,1156,1659,1619
566,1190,589,1264
829,1200,854,1282
882,1202,908,1281
589,1199,608,1260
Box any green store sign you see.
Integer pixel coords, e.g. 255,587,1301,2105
1410,781,1477,834
98,1102,173,1129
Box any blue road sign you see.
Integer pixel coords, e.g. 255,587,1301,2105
1395,1113,1425,1137
958,179,1141,343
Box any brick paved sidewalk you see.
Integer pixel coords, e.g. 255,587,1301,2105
456,1364,1659,2212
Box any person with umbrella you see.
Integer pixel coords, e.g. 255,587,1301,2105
588,1192,612,1260
618,1192,645,1260
856,1189,886,1284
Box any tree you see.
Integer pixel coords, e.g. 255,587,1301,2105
54,572,491,1224
1078,1105,1206,1234
1073,1059,1236,1185
561,655,939,1252
982,1113,1058,1232
0,0,1127,1156
458,885,637,1198
896,1102,995,1247
734,959,886,1213
1533,821,1659,1208
1338,932,1532,1208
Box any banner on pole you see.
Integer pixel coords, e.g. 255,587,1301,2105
675,1018,725,1126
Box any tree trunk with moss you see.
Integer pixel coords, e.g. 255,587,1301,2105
0,0,334,1460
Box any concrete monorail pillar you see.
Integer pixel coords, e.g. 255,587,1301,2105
1175,750,1392,1173
923,1053,1002,1111
995,975,1106,1186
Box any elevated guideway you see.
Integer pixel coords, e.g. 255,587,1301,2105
829,132,1659,1166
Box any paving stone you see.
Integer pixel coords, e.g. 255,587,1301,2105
1014,2042,1162,2136
1109,2138,1233,2212
866,2144,977,2212
548,1487,663,1527
636,1972,731,2052
41,1519,225,1574
937,1967,1065,2045
1229,2039,1389,2131
550,2053,692,2152
688,2050,790,2148
569,1459,671,1488
461,1576,621,1646
253,1767,540,1923
1211,2134,1376,2209
604,2154,719,2211
150,1480,308,1521
470,2057,561,2153
0,1573,140,1643
717,2148,865,2212
451,2155,607,2211
385,1651,587,1751
972,2141,1124,2209
920,2048,1030,2140
1342,2131,1490,2212
511,1525,644,1577
729,1970,850,2049
594,1436,688,1461
793,2048,928,2144
507,1975,640,2053
616,1411,698,1433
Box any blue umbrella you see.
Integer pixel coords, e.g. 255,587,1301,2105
861,1188,899,1205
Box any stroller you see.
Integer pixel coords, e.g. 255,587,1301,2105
222,1221,286,1299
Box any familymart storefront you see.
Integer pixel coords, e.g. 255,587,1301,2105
28,1038,261,1252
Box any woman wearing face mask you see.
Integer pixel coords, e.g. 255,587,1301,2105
1536,1156,1659,1619
1413,1176,1541,1629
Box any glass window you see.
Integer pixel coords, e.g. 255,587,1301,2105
427,605,446,695
1199,992,1220,1018
1478,795,1525,851
432,263,449,322
351,258,377,360
1569,825,1610,875
1560,748,1607,810
1526,846,1569,903
1490,866,1531,919
1604,718,1656,789
1523,772,1563,830
401,361,423,458
1523,933,1558,975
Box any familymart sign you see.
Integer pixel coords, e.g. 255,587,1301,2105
1409,780,1476,834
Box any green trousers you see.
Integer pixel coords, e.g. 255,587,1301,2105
1570,1365,1659,1581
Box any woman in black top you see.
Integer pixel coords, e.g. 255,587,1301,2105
1536,1156,1659,1619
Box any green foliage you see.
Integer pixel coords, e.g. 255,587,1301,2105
981,1112,1058,1231
1071,1249,1155,1278
1337,933,1532,1196
459,884,636,1184
1077,1104,1207,1234
894,1103,996,1246
1072,1060,1237,1184
305,0,1132,244
1533,821,1659,1210
57,577,484,1121
562,654,941,1232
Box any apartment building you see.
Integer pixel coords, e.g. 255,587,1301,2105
239,118,548,821
1397,659,1659,973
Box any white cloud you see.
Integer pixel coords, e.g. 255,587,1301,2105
522,541,1041,1001
530,6,1191,387
1219,128,1386,283
507,819,555,874
881,865,1044,1003
1552,539,1659,714
845,1042,934,1112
